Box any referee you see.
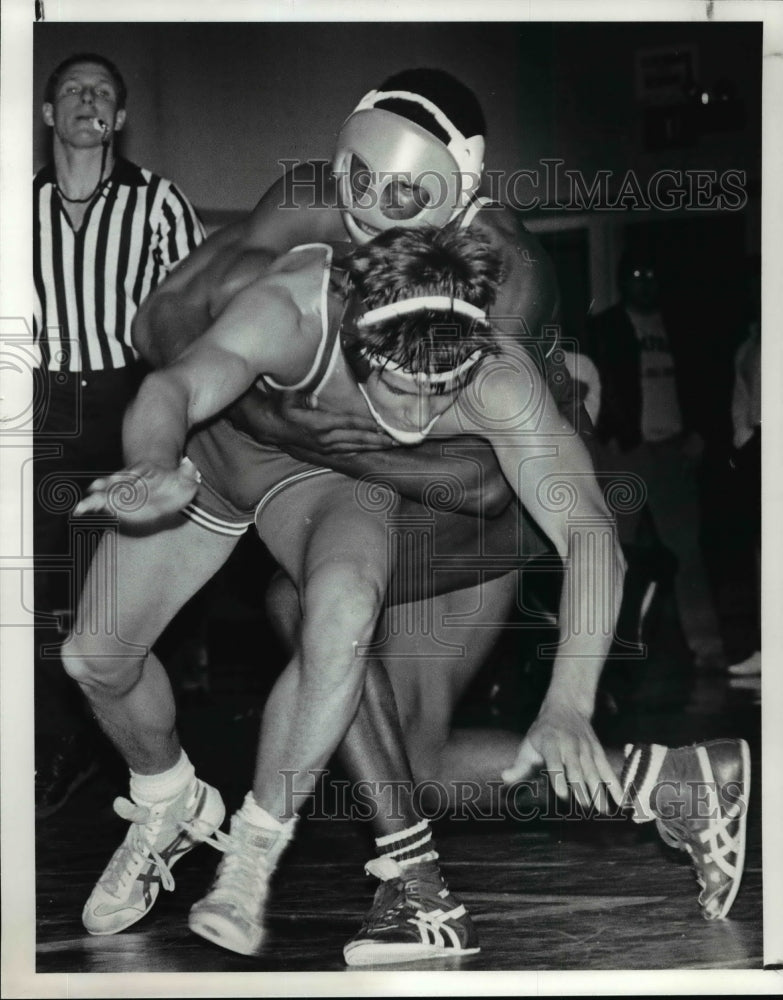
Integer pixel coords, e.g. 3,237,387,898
33,52,204,817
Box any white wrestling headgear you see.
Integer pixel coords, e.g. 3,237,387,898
333,89,486,242
349,294,490,393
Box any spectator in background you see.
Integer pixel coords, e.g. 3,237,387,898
33,52,205,817
582,248,726,672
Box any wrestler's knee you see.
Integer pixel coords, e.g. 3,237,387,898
301,560,384,665
61,631,144,697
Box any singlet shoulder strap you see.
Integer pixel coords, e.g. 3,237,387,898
260,243,340,394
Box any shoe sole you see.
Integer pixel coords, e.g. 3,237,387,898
83,782,226,936
711,737,750,920
344,942,480,967
188,909,264,956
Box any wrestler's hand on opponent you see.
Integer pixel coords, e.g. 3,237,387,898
73,457,201,525
252,391,397,455
501,700,622,814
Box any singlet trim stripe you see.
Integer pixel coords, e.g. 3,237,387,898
254,466,336,522
181,503,252,536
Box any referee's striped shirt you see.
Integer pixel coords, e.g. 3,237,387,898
33,157,205,373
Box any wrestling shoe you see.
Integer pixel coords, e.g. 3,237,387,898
82,778,225,935
188,812,282,956
626,738,750,920
343,856,480,967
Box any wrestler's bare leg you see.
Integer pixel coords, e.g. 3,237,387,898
381,574,520,786
266,567,524,809
252,476,410,824
62,518,239,773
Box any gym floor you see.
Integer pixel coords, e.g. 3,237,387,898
35,599,764,978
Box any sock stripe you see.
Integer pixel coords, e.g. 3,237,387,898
622,742,668,823
385,832,432,859
621,744,641,789
375,818,428,847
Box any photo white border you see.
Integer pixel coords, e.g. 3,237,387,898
2,0,782,995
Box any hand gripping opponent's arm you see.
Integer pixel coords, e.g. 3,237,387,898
133,223,515,516
229,389,514,518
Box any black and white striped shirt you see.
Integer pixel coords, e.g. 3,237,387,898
33,158,204,373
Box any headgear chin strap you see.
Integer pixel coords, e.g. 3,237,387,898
333,89,485,237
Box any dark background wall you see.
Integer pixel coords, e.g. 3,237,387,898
33,21,761,217
33,19,762,449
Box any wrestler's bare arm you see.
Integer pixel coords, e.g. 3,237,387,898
76,280,311,522
132,224,280,369
132,219,254,365
230,392,514,517
246,162,342,252
439,351,626,808
133,217,514,514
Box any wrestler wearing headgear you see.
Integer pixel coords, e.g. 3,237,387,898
121,75,750,953
73,224,750,966
129,68,628,825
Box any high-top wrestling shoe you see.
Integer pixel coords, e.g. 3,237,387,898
188,811,294,956
82,778,225,935
343,856,480,966
623,738,750,920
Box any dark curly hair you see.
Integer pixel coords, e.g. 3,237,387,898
343,224,504,379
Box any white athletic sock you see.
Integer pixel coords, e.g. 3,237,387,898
375,818,439,869
236,792,298,868
238,792,298,835
129,750,195,807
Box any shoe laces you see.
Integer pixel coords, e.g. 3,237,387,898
200,821,273,909
102,797,176,897
364,857,451,925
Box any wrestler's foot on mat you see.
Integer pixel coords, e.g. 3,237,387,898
623,738,750,920
343,856,480,966
82,778,225,935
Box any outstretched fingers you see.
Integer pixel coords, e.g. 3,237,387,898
554,730,623,813
503,715,623,815
73,471,133,516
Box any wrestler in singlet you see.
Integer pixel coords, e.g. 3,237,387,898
183,242,407,537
